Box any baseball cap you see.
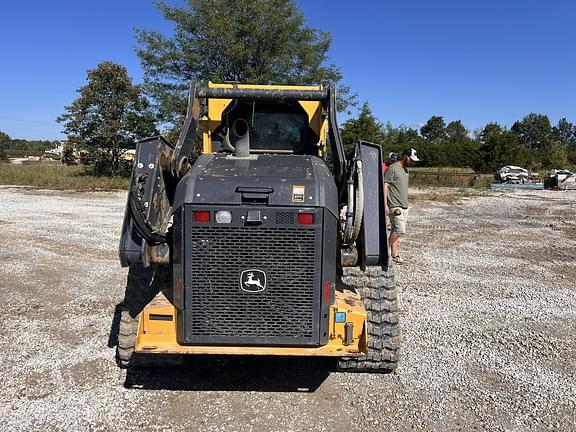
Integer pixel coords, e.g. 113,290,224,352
402,147,420,162
388,152,398,161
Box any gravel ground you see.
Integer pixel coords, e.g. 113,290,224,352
0,186,575,431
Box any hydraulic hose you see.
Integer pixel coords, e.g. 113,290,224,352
350,160,364,244
342,157,364,246
128,175,167,245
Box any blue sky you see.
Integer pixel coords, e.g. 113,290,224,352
1,0,575,140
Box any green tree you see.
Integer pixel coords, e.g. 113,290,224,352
548,142,568,169
446,139,481,170
378,124,424,163
479,122,503,144
553,118,576,145
57,61,157,176
0,138,51,158
478,123,530,172
61,142,77,165
443,121,481,169
552,118,576,167
0,131,10,161
420,116,447,142
568,146,576,168
511,113,553,150
446,120,468,142
394,126,422,147
135,0,355,126
340,102,385,154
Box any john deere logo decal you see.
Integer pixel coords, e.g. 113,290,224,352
240,269,266,292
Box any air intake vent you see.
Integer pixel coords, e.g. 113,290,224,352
275,212,294,225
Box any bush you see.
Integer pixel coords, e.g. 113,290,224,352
78,151,133,177
61,144,78,165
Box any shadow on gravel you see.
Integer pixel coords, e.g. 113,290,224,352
108,264,172,350
113,264,333,392
108,304,122,349
124,355,333,392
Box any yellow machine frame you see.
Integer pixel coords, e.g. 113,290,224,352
136,288,367,357
135,82,368,358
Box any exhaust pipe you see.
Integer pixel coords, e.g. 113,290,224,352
231,118,250,158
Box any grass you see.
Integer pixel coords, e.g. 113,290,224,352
408,168,493,203
0,162,128,190
0,161,494,194
410,167,476,174
410,167,493,189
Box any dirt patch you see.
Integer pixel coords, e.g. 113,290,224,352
409,187,489,204
69,359,112,387
21,371,55,400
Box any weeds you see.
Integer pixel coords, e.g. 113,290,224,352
410,167,492,189
0,162,128,190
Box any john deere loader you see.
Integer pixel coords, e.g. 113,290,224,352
117,82,400,372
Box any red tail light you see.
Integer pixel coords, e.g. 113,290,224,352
297,213,314,225
323,280,331,303
193,210,210,223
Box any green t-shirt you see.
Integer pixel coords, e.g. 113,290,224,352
384,162,409,209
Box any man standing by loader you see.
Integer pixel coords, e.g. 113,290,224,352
384,147,419,264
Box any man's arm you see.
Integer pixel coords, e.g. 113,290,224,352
384,182,390,215
384,166,396,216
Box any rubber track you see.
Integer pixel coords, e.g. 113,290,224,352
337,266,400,373
116,264,172,368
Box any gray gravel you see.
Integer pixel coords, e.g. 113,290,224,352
0,186,575,431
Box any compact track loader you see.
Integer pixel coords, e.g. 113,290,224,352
118,82,400,372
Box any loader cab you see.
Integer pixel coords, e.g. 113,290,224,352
212,101,319,155
202,82,328,157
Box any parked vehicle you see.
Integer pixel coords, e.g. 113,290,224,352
494,165,529,184
544,169,574,190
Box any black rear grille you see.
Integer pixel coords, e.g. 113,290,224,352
186,222,321,345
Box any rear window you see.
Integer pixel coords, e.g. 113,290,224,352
251,111,307,152
223,101,317,155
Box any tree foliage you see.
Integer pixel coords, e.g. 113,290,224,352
553,118,576,145
340,109,576,173
57,61,157,176
61,142,78,165
420,116,447,142
340,102,385,154
511,113,553,151
0,131,9,161
510,113,576,168
135,0,355,126
0,131,61,160
478,124,527,171
446,120,467,142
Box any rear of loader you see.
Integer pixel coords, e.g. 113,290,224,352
117,82,400,372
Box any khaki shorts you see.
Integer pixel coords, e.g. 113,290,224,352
390,207,409,234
